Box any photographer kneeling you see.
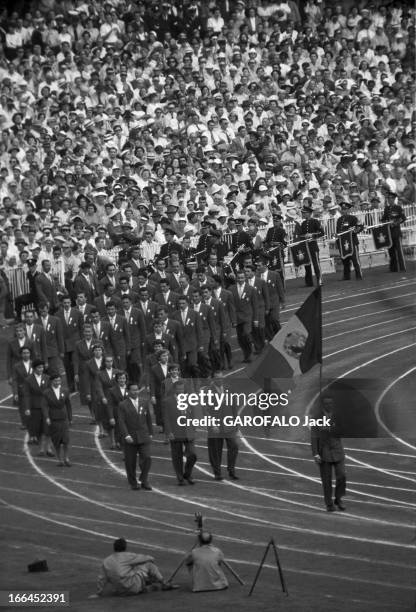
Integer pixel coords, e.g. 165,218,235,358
96,538,178,596
185,531,228,592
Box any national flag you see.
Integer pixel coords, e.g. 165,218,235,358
290,240,311,267
337,229,354,259
246,287,322,391
372,224,392,250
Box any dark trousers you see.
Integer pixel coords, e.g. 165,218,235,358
305,251,321,286
127,359,142,386
265,310,281,341
388,237,406,272
123,442,152,487
207,437,239,477
252,325,265,353
236,322,253,360
181,350,199,378
63,351,75,392
169,439,197,481
319,460,346,506
154,398,163,428
197,349,212,378
342,245,363,280
208,340,222,372
220,337,232,368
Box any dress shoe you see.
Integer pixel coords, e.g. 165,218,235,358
214,475,224,481
57,461,64,467
326,504,336,512
161,582,179,591
64,459,71,467
242,357,252,364
334,499,346,511
184,476,195,485
130,484,140,490
46,450,55,457
38,450,45,457
177,479,186,486
141,483,153,491
228,471,239,480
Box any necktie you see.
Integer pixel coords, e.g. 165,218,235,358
65,310,69,324
182,312,186,324
43,318,47,330
27,326,32,339
94,324,99,336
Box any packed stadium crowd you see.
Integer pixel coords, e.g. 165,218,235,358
1,0,414,484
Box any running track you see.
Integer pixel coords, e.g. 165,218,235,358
1,266,415,612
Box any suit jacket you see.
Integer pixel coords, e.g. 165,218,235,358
154,290,180,315
229,283,258,324
107,384,129,421
93,295,122,318
172,309,202,353
150,362,169,400
56,308,84,352
204,298,226,341
106,315,131,357
137,300,159,333
91,321,114,356
35,272,59,310
23,373,49,412
149,271,169,288
118,397,153,444
248,278,270,319
12,360,33,397
115,289,140,305
166,272,182,293
311,426,345,463
95,368,118,403
192,303,216,348
37,315,65,357
7,338,33,378
214,288,236,329
127,258,143,277
163,394,196,440
75,303,94,323
73,273,99,304
120,307,146,357
42,387,72,422
135,281,157,299
23,324,46,361
98,273,120,295
256,270,284,314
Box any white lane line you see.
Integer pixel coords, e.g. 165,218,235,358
95,429,415,535
324,327,416,360
325,316,415,340
323,291,415,316
0,394,12,404
1,499,413,592
323,304,415,328
375,367,416,453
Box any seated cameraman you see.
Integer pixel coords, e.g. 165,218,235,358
96,538,178,596
185,531,228,592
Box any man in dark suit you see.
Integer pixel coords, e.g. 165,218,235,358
201,285,225,373
149,349,170,431
229,270,258,363
11,345,33,429
210,275,236,370
172,296,202,378
94,284,121,318
154,279,180,315
294,206,324,287
163,379,197,485
75,292,94,323
23,359,52,453
23,309,46,361
205,373,240,481
108,370,129,448
256,255,285,340
73,262,99,304
244,265,269,354
126,245,143,276
120,295,145,385
148,258,169,287
105,301,131,370
90,309,114,357
145,321,176,359
98,262,120,295
37,302,66,379
35,259,60,313
311,396,346,512
115,275,140,305
157,306,182,362
117,383,153,490
191,287,216,378
57,295,84,391
137,288,159,333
